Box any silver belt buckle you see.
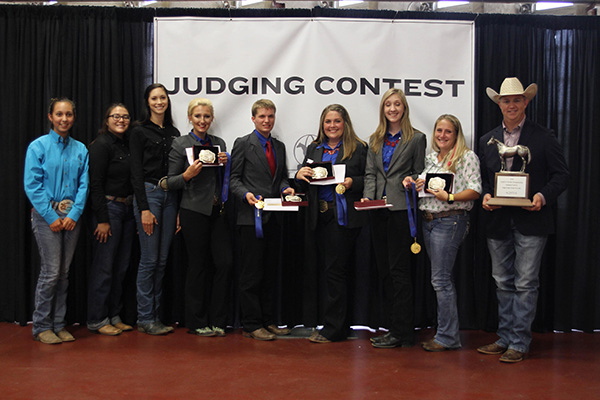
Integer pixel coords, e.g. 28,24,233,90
58,199,74,213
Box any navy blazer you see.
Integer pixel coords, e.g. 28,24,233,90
478,118,569,238
230,131,290,226
297,141,368,231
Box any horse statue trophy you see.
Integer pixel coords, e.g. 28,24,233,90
486,137,533,206
487,137,531,172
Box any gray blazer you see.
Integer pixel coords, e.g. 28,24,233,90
167,133,227,216
230,131,290,226
363,130,426,211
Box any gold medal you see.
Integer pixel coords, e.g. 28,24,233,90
255,200,265,210
410,238,421,254
335,184,346,195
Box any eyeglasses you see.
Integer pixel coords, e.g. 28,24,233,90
109,114,131,121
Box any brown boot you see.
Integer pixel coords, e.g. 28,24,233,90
243,328,276,341
34,330,62,345
97,324,122,336
113,322,133,332
56,329,75,342
266,325,291,336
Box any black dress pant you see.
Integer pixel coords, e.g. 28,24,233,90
180,207,232,330
239,220,281,332
370,209,415,342
313,209,359,341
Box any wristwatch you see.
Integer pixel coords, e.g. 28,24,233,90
447,193,455,204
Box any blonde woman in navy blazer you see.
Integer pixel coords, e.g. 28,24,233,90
362,88,426,349
296,104,367,343
166,98,232,337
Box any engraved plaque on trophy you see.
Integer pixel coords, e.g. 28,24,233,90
486,137,533,207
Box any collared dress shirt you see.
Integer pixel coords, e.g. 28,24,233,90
316,141,341,202
24,129,89,225
382,131,402,173
502,118,525,171
253,129,277,163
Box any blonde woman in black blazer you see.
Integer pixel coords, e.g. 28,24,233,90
167,98,232,337
362,88,426,348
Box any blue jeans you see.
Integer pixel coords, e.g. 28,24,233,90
487,226,547,353
133,183,177,325
87,200,136,330
31,208,81,336
422,213,470,348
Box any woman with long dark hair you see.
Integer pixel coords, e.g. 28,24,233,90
130,83,179,335
87,103,136,336
24,97,89,344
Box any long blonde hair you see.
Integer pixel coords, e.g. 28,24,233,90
432,114,469,173
315,104,366,161
369,88,415,154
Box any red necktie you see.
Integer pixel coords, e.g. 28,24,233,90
265,140,276,177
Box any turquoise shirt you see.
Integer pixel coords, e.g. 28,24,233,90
24,129,89,225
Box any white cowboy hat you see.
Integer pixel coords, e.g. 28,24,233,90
486,77,538,104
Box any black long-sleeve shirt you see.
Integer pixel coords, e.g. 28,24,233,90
129,121,179,211
88,131,133,223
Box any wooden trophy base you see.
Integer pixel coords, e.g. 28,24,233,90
487,197,533,207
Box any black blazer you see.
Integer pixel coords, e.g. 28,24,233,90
478,118,569,238
230,132,290,226
167,133,227,216
297,141,368,231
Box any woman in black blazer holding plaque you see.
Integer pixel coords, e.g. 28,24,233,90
296,104,367,343
166,98,232,337
362,88,426,348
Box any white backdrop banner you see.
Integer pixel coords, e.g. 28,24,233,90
154,17,474,173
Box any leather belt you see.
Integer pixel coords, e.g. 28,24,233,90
106,195,133,205
319,200,335,213
422,209,467,222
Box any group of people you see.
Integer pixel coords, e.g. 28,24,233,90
24,77,569,364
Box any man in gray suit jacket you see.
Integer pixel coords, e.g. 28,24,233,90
230,99,294,341
477,77,569,363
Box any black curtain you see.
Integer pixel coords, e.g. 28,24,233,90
474,14,600,333
0,5,154,325
1,5,598,333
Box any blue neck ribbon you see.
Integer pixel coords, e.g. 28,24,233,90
220,152,231,204
254,195,264,239
335,189,347,226
405,182,418,239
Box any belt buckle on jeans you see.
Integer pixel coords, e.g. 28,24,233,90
58,199,74,214
319,200,328,213
423,211,433,222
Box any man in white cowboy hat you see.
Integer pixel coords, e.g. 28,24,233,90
477,77,569,363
